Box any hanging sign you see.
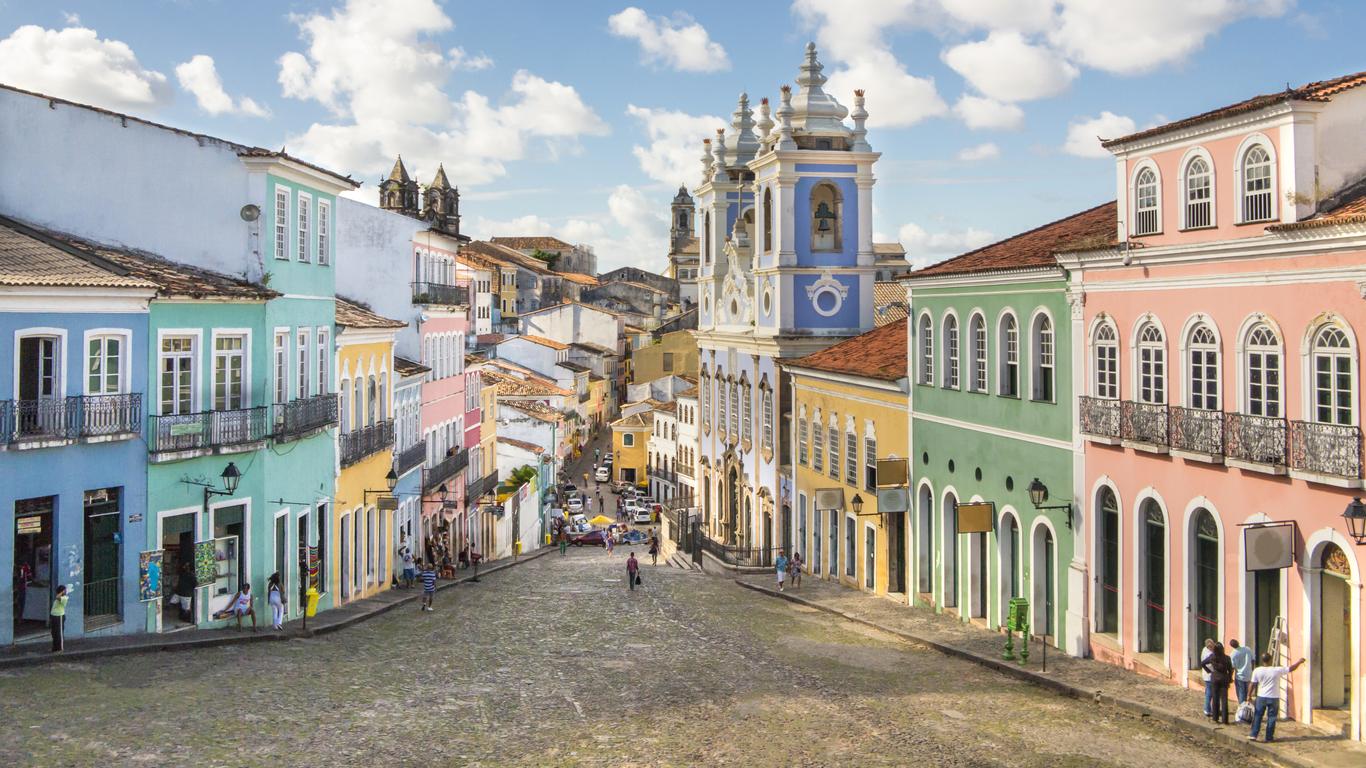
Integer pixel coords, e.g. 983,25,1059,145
956,501,996,534
138,550,163,602
876,458,908,488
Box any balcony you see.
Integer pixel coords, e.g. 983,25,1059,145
1224,413,1288,471
411,281,469,307
424,448,469,494
676,464,694,479
1120,400,1169,452
466,470,499,501
1289,420,1363,486
394,438,427,478
1079,396,1121,442
274,394,338,441
1169,405,1223,460
149,407,269,456
340,419,395,468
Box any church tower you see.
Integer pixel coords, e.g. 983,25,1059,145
379,155,420,217
695,43,880,553
670,185,694,248
423,164,461,237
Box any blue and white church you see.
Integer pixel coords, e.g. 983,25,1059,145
696,43,880,552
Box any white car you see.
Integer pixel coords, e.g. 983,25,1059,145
567,497,584,512
631,506,653,525
595,467,610,482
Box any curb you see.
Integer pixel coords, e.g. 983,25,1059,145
0,549,552,670
737,580,1326,768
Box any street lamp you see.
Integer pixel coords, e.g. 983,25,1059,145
220,462,241,495
1342,497,1366,545
850,493,864,515
1027,477,1074,530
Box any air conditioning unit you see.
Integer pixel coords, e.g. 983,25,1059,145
1244,524,1294,571
814,488,844,511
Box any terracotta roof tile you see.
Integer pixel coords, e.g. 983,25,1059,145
497,436,545,454
1269,178,1366,232
501,334,569,351
909,202,1115,279
676,386,699,398
873,242,906,255
462,240,553,274
0,217,158,289
336,297,406,329
394,356,430,377
557,272,599,286
872,281,908,327
491,236,575,251
502,400,562,422
485,368,571,397
611,412,653,428
785,318,907,382
557,360,590,373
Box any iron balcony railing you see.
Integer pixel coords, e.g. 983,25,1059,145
1224,413,1288,467
424,448,469,494
2,395,143,444
467,470,500,501
1170,405,1223,456
1079,396,1122,439
1121,400,1169,446
1289,420,1363,480
394,438,427,477
676,464,694,478
411,282,470,306
340,419,395,468
274,393,338,440
149,407,269,453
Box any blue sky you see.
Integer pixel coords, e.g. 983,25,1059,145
0,1,1361,273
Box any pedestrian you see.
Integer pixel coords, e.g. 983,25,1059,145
789,551,803,589
605,529,615,557
1229,638,1254,705
267,572,286,631
49,584,69,653
169,561,196,622
1201,641,1234,724
558,528,569,556
648,534,659,566
400,545,417,589
1200,637,1216,716
775,549,788,592
419,561,438,611
217,582,257,632
1248,653,1306,742
627,552,640,590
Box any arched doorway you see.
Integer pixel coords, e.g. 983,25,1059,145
1138,498,1166,655
743,496,753,548
1190,508,1220,670
726,468,739,545
943,492,959,609
1096,487,1120,636
968,526,988,619
1031,524,1056,637
1315,542,1353,713
998,512,1020,625
917,486,933,598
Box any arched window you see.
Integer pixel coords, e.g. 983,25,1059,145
1134,167,1159,235
1242,145,1274,223
1140,499,1166,653
699,370,710,432
1137,322,1165,404
761,381,774,453
716,369,727,436
942,314,959,390
968,313,987,393
378,370,388,421
919,314,934,385
762,187,773,253
1031,314,1054,401
1097,487,1119,634
863,420,877,491
812,408,824,472
827,414,840,480
798,405,809,465
703,212,711,265
1187,324,1219,410
1244,324,1281,417
352,376,364,430
809,182,842,251
844,416,858,486
1184,156,1212,229
729,378,740,436
339,377,351,433
740,376,752,442
998,313,1019,397
1191,508,1220,660
1312,325,1354,425
1094,323,1118,399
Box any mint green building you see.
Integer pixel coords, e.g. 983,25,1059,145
904,203,1112,656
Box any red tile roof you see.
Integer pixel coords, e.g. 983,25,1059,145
1268,180,1366,232
393,356,430,377
784,319,908,382
1104,70,1366,148
497,436,545,454
500,334,569,351
557,272,599,286
491,236,576,251
908,202,1115,279
336,297,406,329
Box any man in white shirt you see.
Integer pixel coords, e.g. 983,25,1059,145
1248,653,1306,743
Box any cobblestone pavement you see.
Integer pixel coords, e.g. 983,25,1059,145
0,548,1271,768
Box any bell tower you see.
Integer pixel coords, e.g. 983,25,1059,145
379,155,419,217
670,185,694,249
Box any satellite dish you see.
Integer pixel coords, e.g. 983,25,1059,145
240,204,261,222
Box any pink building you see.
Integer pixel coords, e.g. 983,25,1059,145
1062,71,1366,740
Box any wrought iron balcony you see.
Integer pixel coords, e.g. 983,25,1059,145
394,438,427,477
10,397,75,441
3,394,143,444
424,448,469,494
676,464,694,478
1170,405,1223,456
274,393,338,440
1121,400,1169,447
1289,420,1363,480
149,407,269,454
1079,396,1122,439
1223,413,1287,467
340,419,395,468
411,281,469,306
466,470,499,501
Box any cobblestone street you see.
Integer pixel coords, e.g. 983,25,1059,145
0,548,1268,767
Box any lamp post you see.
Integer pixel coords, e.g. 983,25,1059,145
1343,497,1366,545
1027,478,1074,530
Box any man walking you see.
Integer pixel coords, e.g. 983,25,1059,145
1229,639,1254,705
775,549,788,592
626,552,640,591
1248,653,1306,743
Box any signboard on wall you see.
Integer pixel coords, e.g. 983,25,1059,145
138,550,163,602
814,488,845,511
876,458,908,488
956,501,996,534
1244,523,1295,570
876,488,909,514
377,496,398,512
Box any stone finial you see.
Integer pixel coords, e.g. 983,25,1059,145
713,128,727,174
701,137,714,181
756,97,774,143
776,85,796,151
850,89,870,152
727,91,760,165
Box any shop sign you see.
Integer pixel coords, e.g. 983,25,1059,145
16,516,42,535
956,501,996,534
127,513,143,524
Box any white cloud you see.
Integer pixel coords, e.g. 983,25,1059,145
448,46,493,71
943,31,1078,103
953,95,1024,130
278,0,607,186
175,55,270,117
626,104,724,186
607,7,729,72
897,222,996,268
957,142,1000,161
62,12,81,26
0,25,170,112
1062,110,1135,158
935,0,1055,33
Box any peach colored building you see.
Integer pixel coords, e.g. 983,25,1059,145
1061,70,1366,740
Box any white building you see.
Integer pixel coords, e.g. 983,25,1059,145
676,386,699,503
647,401,679,501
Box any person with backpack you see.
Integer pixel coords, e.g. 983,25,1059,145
1201,641,1234,724
627,552,640,591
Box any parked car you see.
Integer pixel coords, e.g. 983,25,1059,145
595,467,610,482
567,497,584,512
570,529,608,547
631,506,653,525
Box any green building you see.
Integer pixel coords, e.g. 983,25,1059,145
904,203,1113,655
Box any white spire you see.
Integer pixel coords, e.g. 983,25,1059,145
712,128,727,176
850,89,870,152
725,92,760,166
776,85,796,151
789,42,850,136
756,97,774,144
701,137,714,182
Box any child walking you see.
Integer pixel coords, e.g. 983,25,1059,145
419,561,438,611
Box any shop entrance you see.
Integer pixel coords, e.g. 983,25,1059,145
1253,568,1281,659
887,510,906,595
160,510,197,631
83,488,122,630
209,505,246,618
1315,543,1353,714
13,496,55,639
968,530,988,618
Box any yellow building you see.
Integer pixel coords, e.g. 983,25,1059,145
627,329,699,384
333,299,406,603
610,410,652,487
471,356,499,556
783,319,908,597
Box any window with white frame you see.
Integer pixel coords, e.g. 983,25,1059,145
378,371,388,422
1134,167,1159,236
367,375,378,425
274,187,289,260
798,406,808,465
1183,157,1212,229
845,417,858,486
812,408,824,472
273,331,289,404
160,335,196,414
316,328,329,395
1032,314,1055,401
1137,323,1165,404
1312,325,1354,426
999,313,1019,397
919,314,934,384
717,371,728,435
1245,324,1281,417
1094,323,1118,399
943,315,959,389
623,433,635,447
317,199,331,265
969,313,987,392
86,334,125,395
728,380,739,436
353,376,364,429
213,335,246,410
1187,324,1219,410
700,371,710,429
297,192,312,263
741,378,752,442
339,376,351,433
1242,146,1274,223
827,416,839,479
761,382,773,452
296,329,310,398
863,422,877,491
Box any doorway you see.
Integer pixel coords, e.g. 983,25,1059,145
296,511,309,616
1139,499,1166,654
827,510,838,578
1252,568,1282,658
969,530,987,619
1190,508,1220,670
1315,543,1353,712
916,487,932,598
340,514,351,600
998,514,1020,625
1032,525,1056,637
160,510,197,631
812,509,822,574
781,504,792,554
13,496,55,639
274,512,289,607
888,510,906,595
943,493,958,609
82,488,121,629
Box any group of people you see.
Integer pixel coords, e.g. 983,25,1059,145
1198,637,1306,743
773,549,803,592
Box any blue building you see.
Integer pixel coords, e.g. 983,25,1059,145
695,44,882,554
0,217,156,646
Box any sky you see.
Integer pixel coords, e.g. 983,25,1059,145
0,0,1361,274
